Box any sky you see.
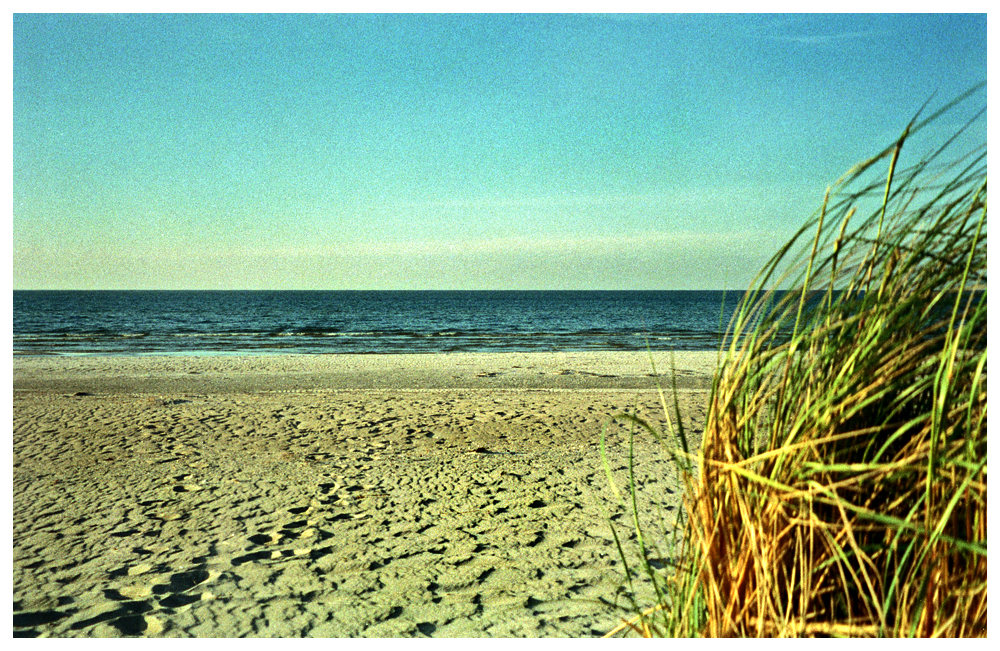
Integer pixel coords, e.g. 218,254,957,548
12,11,987,290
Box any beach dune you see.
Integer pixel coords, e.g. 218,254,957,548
13,352,713,637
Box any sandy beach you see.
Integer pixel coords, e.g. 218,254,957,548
13,351,714,637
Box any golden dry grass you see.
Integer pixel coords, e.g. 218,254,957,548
606,87,986,637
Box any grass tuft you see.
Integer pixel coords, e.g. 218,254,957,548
604,87,986,637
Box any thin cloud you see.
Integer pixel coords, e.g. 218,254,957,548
386,193,675,212
375,184,818,214
770,30,880,46
747,14,882,47
222,230,788,260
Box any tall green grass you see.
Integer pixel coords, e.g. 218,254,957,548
604,88,986,637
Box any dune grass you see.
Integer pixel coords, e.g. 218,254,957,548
603,88,986,637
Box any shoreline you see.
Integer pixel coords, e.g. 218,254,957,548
14,350,720,394
13,352,713,637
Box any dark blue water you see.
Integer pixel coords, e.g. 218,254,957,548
13,291,745,356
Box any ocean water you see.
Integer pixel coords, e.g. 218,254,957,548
13,290,746,356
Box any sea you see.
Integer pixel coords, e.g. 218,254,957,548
13,290,747,356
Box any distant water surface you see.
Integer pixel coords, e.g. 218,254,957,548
13,291,746,356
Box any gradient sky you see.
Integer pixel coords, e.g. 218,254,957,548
13,12,986,289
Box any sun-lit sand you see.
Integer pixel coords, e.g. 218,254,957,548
13,352,714,637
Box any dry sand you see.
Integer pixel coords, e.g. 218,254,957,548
13,351,715,638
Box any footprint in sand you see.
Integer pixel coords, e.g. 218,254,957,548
84,564,220,635
231,515,335,568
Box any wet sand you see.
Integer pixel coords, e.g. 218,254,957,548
13,352,714,637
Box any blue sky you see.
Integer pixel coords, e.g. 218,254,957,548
13,12,986,289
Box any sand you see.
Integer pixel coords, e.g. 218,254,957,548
13,351,715,638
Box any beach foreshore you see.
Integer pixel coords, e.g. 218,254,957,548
13,352,714,637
